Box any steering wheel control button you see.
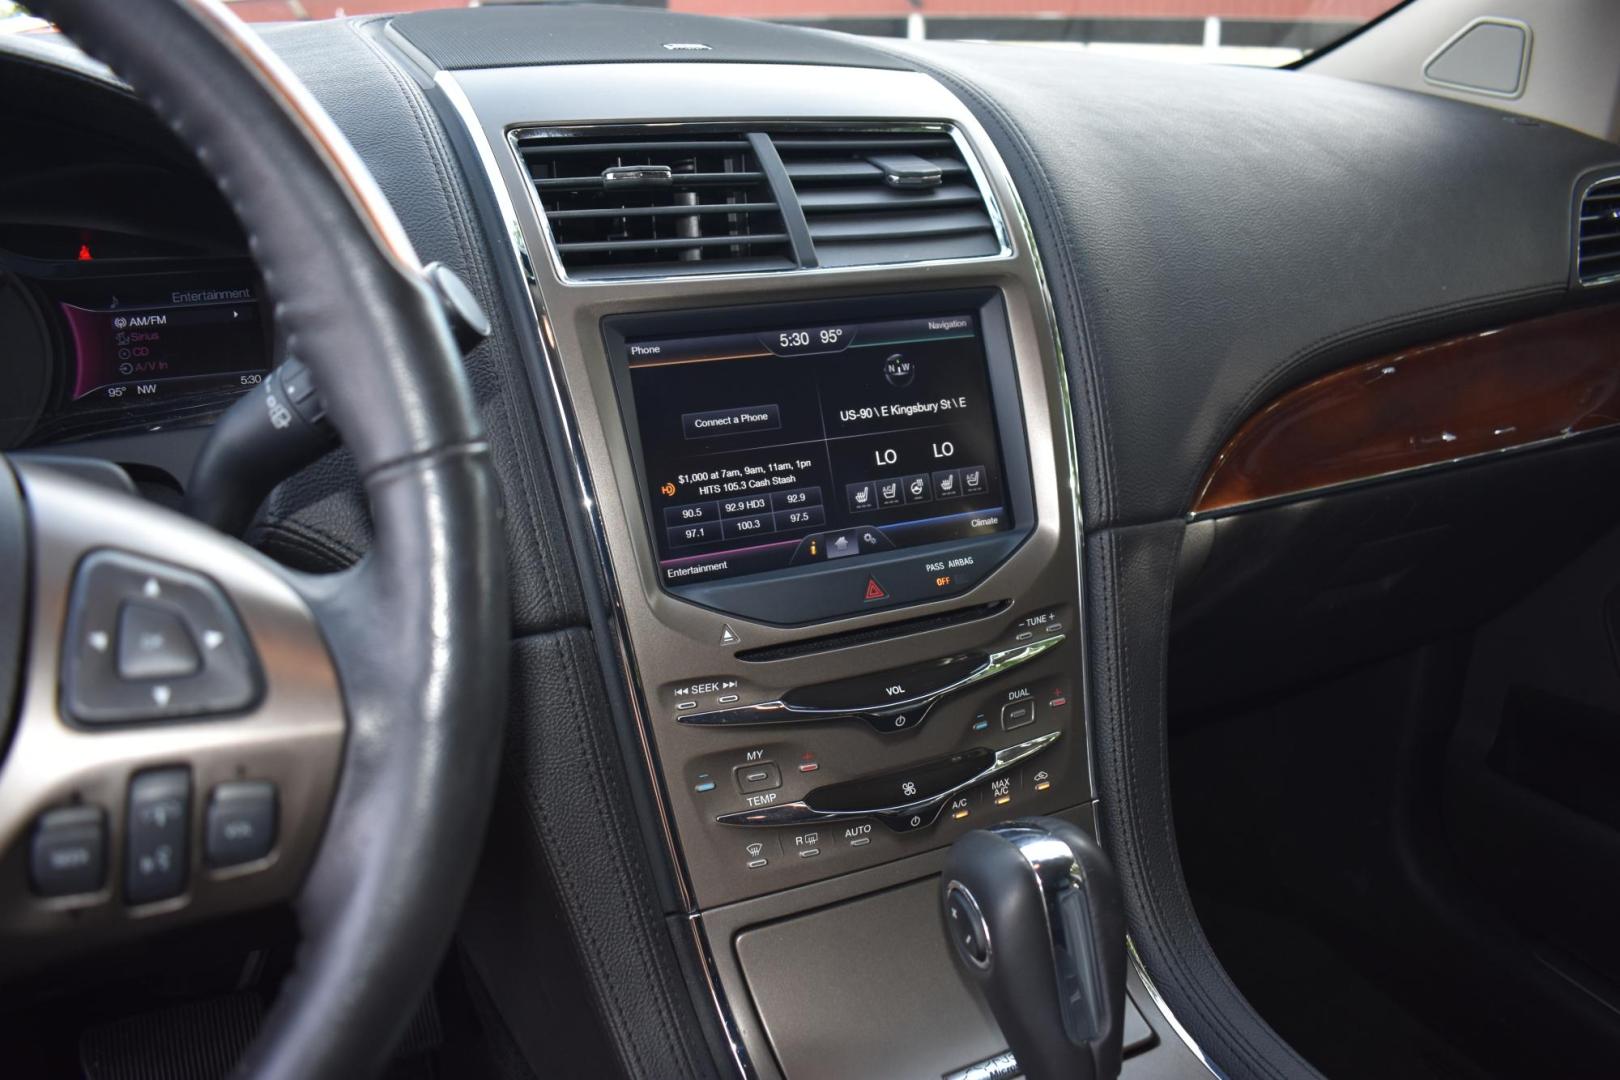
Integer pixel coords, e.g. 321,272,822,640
205,781,278,867
62,550,262,724
734,762,782,794
125,768,190,905
116,602,202,680
29,806,107,898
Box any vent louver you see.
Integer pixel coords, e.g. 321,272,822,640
518,134,795,280
1579,177,1620,286
771,131,1000,268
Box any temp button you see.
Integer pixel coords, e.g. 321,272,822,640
734,763,782,794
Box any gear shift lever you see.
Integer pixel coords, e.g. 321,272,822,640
942,817,1128,1080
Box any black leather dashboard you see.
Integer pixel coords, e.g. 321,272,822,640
885,40,1620,529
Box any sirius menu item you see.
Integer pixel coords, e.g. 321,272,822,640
622,310,1011,585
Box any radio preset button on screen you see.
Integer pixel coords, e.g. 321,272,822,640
664,501,719,526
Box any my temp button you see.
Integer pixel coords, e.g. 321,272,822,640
734,763,782,794
205,780,277,867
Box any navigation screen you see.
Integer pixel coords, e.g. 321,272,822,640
624,311,1012,587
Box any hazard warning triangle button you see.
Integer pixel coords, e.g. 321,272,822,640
863,577,889,602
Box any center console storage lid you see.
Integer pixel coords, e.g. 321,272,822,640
736,877,1005,1080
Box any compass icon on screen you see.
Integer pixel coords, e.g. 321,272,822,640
884,353,915,387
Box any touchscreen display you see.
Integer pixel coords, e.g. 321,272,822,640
625,311,1011,586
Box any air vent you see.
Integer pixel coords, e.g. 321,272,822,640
1579,177,1620,286
517,134,795,280
771,131,1000,268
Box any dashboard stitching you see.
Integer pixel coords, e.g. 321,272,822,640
1134,522,1276,1080
356,17,578,629
1103,523,1297,1080
357,32,705,1065
509,634,661,1078
1178,281,1569,520
252,518,364,571
558,631,708,1078
893,54,1118,525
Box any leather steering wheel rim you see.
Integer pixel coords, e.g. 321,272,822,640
25,2,510,1077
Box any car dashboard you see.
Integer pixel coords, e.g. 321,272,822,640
2,6,1619,1079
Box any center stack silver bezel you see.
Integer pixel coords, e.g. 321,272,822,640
432,60,1097,1079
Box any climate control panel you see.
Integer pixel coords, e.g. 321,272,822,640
659,605,1088,906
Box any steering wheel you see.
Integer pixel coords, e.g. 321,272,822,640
0,2,508,1077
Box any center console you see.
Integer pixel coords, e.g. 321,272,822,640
429,54,1202,1080
596,284,1088,906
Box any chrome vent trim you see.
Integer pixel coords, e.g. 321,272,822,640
514,131,794,280
507,122,1010,284
1578,175,1620,287
772,129,1000,268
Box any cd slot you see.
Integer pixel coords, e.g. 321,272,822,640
734,601,1009,663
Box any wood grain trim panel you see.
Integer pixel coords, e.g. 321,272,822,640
1192,303,1620,516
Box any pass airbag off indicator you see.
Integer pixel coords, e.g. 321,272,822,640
863,577,889,602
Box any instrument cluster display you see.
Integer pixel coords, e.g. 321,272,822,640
0,261,269,447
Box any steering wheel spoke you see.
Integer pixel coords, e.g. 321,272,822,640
8,3,506,1073
0,458,344,975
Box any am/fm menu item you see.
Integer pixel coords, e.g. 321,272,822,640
623,311,1011,586
60,286,265,405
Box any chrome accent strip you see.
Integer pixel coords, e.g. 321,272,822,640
715,731,1060,829
1578,173,1620,289
1421,16,1532,101
959,103,1097,804
506,120,1012,286
680,633,1064,727
434,71,699,917
1127,935,1227,1079
688,911,758,1080
436,73,540,287
943,1049,1020,1080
